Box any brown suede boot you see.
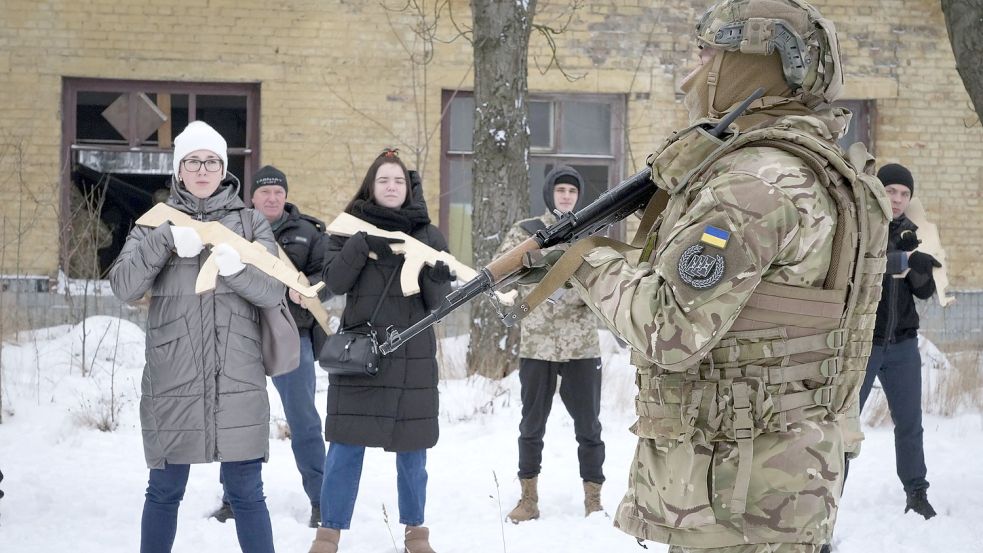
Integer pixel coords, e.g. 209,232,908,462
507,477,540,523
308,527,340,553
404,525,436,553
583,481,603,516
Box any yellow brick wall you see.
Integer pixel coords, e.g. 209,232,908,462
0,0,980,288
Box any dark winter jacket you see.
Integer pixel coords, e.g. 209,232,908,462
273,202,326,331
110,176,284,469
321,184,451,452
873,214,937,345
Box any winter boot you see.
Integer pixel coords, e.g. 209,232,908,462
583,481,603,516
905,489,937,519
404,525,436,553
308,527,340,553
507,477,540,523
209,501,234,523
309,504,321,528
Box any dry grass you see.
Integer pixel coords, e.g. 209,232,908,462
864,344,982,427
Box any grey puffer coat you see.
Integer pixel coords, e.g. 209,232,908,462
110,177,285,469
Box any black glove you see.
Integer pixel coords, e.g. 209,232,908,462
340,231,370,258
896,230,920,252
408,170,423,190
426,260,456,283
908,251,941,274
365,234,404,258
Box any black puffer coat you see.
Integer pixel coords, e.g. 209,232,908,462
321,185,451,451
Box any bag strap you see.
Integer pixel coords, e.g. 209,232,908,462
365,262,400,329
239,209,254,242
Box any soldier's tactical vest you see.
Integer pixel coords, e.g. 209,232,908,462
632,118,891,515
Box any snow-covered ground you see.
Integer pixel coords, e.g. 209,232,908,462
0,318,980,552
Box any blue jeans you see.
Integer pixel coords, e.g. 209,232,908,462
319,442,427,529
271,329,325,506
859,337,929,493
142,459,274,553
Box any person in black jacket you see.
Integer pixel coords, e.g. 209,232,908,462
210,165,328,528
309,150,453,553
859,163,939,520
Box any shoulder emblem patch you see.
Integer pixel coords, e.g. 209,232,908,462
678,244,725,289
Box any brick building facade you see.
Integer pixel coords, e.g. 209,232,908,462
0,1,979,294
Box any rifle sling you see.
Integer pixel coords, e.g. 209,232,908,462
506,237,635,322
506,187,669,322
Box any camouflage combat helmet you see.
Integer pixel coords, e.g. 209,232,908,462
695,0,844,106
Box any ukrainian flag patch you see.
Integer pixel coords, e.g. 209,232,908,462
700,225,730,249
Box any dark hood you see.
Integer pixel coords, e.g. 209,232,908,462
542,165,585,213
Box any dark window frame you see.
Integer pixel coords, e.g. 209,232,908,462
60,77,261,272
439,89,626,248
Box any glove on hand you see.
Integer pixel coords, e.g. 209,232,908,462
364,234,404,258
516,250,564,285
426,260,456,284
171,226,204,258
212,243,246,276
908,251,941,274
896,230,920,252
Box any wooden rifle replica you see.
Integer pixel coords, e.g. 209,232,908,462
325,213,517,306
276,245,333,334
377,89,765,356
135,203,325,299
901,197,955,307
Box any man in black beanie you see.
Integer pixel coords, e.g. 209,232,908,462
858,163,940,519
210,164,328,528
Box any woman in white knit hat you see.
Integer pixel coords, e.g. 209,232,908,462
110,121,284,553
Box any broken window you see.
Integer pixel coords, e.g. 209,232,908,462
62,79,260,277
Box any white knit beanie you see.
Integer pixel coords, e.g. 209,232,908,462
172,121,228,178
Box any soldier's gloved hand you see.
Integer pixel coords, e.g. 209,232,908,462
211,243,246,276
908,251,941,274
516,250,564,285
170,225,204,258
365,235,404,258
897,230,920,252
426,260,456,284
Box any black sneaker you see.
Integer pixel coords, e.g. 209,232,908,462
309,505,321,528
905,489,937,520
819,544,832,553
210,501,235,523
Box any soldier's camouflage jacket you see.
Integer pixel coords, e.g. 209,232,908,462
569,109,890,548
497,211,601,361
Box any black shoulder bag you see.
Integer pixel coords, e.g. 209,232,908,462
317,264,399,377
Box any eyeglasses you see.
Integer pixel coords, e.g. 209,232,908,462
180,158,223,172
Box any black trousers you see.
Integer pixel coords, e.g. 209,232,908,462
517,357,605,483
859,337,929,492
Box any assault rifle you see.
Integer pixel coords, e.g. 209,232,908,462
378,89,764,355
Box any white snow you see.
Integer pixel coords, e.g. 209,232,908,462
0,319,980,552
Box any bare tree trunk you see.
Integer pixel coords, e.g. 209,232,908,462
467,0,537,379
942,0,983,120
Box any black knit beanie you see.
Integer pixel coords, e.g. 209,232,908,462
253,165,288,195
877,163,914,196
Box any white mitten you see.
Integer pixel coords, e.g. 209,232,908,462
170,226,204,258
211,243,246,276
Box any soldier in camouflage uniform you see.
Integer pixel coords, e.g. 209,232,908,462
561,1,892,551
497,166,606,522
